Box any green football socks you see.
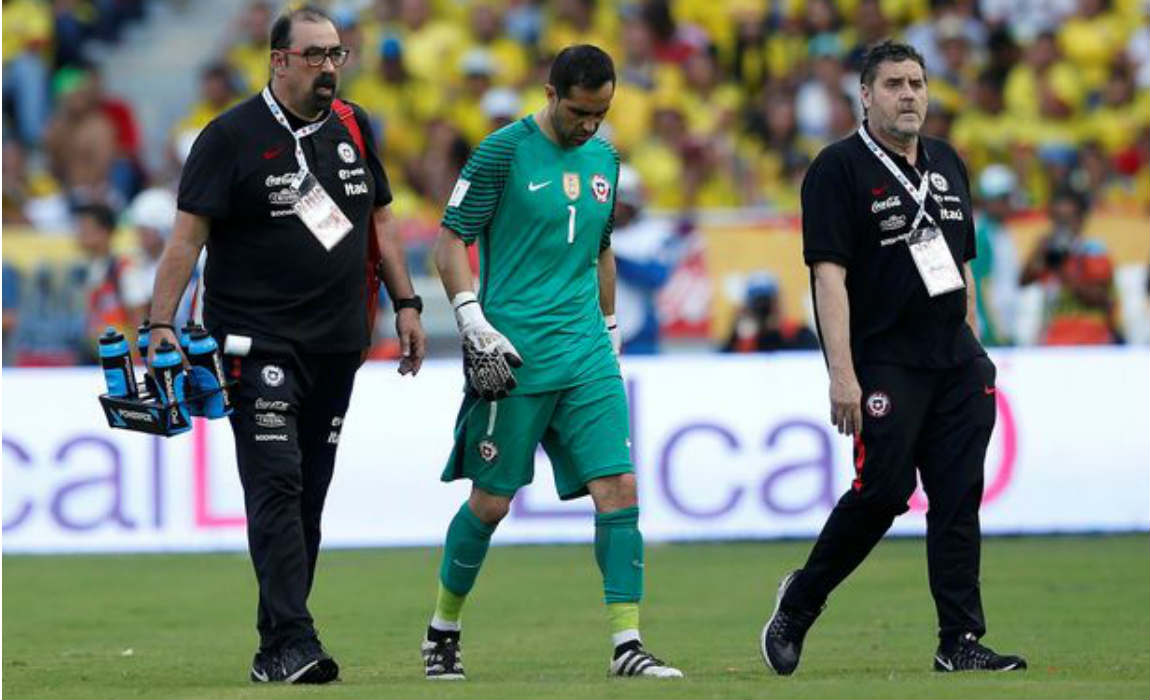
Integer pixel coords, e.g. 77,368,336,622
432,502,496,630
595,506,644,646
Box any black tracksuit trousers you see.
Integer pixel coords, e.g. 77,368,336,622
226,349,360,651
783,354,997,639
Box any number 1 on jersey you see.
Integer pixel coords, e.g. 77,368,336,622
567,205,576,244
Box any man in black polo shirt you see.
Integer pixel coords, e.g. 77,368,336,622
759,41,1026,675
147,5,426,684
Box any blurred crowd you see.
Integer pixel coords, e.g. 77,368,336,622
3,0,1149,365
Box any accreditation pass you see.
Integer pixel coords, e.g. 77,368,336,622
907,226,965,297
293,172,353,250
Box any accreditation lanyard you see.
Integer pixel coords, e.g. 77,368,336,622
262,86,329,190
857,125,937,231
261,87,353,250
858,126,963,296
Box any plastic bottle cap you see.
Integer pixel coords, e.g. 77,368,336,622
155,339,177,352
99,328,124,343
190,329,211,341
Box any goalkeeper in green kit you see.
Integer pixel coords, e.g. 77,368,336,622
420,45,682,680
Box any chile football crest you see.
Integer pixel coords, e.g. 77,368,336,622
591,174,611,203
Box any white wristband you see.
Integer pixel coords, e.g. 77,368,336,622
451,291,486,329
605,314,618,329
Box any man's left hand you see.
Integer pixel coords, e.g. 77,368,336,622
396,308,426,376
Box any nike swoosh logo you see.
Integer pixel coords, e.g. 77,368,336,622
528,180,551,192
984,386,996,395
871,185,888,195
631,559,645,568
262,144,288,160
935,655,954,671
452,558,482,569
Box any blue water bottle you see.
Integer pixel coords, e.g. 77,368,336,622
178,320,200,354
137,319,151,365
186,329,232,418
151,339,191,434
98,327,139,398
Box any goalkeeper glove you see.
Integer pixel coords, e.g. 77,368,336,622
452,291,523,400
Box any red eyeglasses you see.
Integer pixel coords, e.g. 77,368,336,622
279,46,351,67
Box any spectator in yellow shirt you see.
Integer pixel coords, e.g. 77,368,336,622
1004,31,1085,148
1057,0,1130,93
929,15,979,115
680,46,744,139
950,68,1015,174
465,2,529,87
631,94,690,210
225,0,273,92
540,0,618,60
394,0,466,84
345,36,442,167
843,0,891,71
174,63,241,134
1004,31,1084,120
740,86,823,208
2,0,53,146
1088,64,1149,155
447,49,497,148
169,63,241,170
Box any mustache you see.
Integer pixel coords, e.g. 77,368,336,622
313,74,337,91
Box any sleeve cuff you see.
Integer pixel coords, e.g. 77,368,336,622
441,222,476,244
803,250,851,267
177,201,226,219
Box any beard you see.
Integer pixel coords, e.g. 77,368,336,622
308,73,337,113
550,110,592,148
888,107,923,138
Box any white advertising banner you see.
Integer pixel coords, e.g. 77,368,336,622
3,348,1148,553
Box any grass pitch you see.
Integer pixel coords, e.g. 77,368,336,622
3,535,1148,699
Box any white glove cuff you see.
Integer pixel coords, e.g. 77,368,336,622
452,291,486,330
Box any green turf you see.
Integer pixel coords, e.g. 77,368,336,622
3,535,1148,699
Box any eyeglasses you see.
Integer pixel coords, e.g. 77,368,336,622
281,46,351,67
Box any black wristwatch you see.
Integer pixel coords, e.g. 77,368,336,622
394,295,423,314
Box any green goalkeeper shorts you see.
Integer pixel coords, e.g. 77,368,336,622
441,375,633,500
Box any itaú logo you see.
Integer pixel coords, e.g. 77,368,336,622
907,387,1018,512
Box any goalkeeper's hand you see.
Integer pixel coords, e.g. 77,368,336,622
606,314,621,357
453,292,523,400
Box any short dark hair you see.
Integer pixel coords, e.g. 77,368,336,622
270,5,333,50
202,61,233,82
860,39,926,86
74,203,117,232
1049,186,1089,216
548,45,615,99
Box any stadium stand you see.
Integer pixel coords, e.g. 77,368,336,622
3,0,1148,365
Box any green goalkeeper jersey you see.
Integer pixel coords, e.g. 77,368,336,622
442,116,620,394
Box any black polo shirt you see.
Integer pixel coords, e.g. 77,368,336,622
801,124,982,369
178,89,391,353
